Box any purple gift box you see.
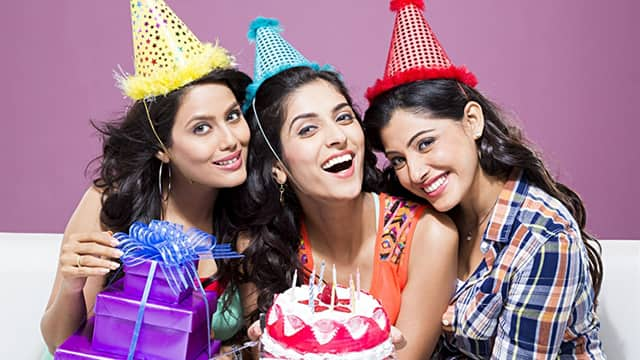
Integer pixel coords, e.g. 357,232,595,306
55,318,222,359
90,285,217,360
123,260,197,304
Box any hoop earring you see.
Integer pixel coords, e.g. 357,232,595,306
279,183,285,205
158,162,172,201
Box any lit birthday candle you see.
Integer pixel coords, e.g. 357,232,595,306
330,264,336,311
318,260,326,291
309,264,316,313
290,269,297,301
349,274,356,312
356,267,361,300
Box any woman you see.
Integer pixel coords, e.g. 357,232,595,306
40,0,250,354
363,0,604,358
219,18,458,359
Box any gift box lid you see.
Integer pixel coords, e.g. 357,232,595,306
94,286,217,332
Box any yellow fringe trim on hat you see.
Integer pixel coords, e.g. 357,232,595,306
117,43,235,100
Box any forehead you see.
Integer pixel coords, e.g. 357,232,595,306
284,79,346,120
176,83,235,119
382,109,457,145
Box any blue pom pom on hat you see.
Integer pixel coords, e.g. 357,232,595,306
244,17,332,110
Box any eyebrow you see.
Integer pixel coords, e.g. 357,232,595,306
288,102,351,133
406,129,434,148
186,101,239,126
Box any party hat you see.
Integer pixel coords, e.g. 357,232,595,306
244,17,330,108
365,0,477,102
117,0,234,100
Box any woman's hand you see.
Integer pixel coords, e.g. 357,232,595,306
390,325,407,350
59,231,122,292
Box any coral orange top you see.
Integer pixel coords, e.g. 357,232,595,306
298,192,425,325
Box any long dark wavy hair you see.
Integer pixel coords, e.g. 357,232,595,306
218,66,383,325
91,68,251,238
363,79,603,298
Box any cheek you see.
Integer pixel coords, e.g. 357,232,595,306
234,122,251,145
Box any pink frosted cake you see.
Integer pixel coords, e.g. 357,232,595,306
261,284,394,359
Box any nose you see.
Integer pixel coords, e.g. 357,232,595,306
324,121,347,149
407,155,429,184
217,123,238,151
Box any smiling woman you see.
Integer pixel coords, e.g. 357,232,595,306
39,0,251,356
215,18,458,359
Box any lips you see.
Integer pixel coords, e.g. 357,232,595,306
212,150,242,170
421,172,448,196
321,151,354,174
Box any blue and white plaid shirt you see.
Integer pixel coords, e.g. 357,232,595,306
434,170,605,359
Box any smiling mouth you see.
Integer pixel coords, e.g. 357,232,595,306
213,152,241,167
321,153,354,173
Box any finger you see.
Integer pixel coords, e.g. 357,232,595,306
76,254,121,271
247,320,262,341
61,263,110,278
390,326,407,350
70,232,119,247
75,242,124,260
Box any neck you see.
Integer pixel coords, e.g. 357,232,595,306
454,167,504,238
298,192,373,264
163,173,218,234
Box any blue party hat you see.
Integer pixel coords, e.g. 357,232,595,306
244,17,329,109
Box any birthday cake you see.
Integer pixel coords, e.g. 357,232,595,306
261,284,394,359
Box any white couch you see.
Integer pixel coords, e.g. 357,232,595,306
0,233,637,359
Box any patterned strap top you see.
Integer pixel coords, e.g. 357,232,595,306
298,192,425,325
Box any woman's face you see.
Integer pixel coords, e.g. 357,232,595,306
380,108,480,212
167,83,250,189
277,79,365,202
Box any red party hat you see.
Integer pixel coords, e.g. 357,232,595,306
366,0,477,102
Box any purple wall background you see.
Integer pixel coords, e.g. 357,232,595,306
1,1,638,238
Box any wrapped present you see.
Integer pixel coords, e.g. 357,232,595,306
55,220,242,360
91,284,217,360
55,318,222,360
123,260,193,304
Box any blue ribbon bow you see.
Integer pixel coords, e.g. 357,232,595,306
113,220,243,360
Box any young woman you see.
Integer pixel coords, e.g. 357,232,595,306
218,18,458,359
363,0,604,357
40,0,250,354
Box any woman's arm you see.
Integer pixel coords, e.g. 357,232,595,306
491,232,581,359
40,187,122,354
395,210,458,359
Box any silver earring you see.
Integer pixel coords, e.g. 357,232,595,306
279,183,285,205
158,162,171,201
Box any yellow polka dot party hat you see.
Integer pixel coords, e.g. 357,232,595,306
117,0,234,100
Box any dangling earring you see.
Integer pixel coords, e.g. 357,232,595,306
478,149,482,160
158,162,172,201
279,183,285,205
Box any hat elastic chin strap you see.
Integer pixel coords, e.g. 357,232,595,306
251,98,299,188
143,99,172,158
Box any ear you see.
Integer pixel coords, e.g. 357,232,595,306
462,101,485,140
155,150,170,164
272,162,288,185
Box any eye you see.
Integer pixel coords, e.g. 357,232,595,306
226,108,242,122
388,156,406,169
336,112,354,123
417,138,434,152
193,123,211,135
297,125,318,137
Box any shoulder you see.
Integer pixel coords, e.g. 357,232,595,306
413,207,458,254
64,186,105,235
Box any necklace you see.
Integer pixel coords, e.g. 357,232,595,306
465,200,498,242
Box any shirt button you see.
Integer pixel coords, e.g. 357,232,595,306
442,319,450,326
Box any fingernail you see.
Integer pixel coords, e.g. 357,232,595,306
110,262,120,270
99,268,110,274
114,250,124,258
110,238,119,247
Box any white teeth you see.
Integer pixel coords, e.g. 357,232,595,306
321,154,353,170
425,175,446,193
215,156,239,166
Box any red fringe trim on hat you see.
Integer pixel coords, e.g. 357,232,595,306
390,0,425,12
365,66,478,102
